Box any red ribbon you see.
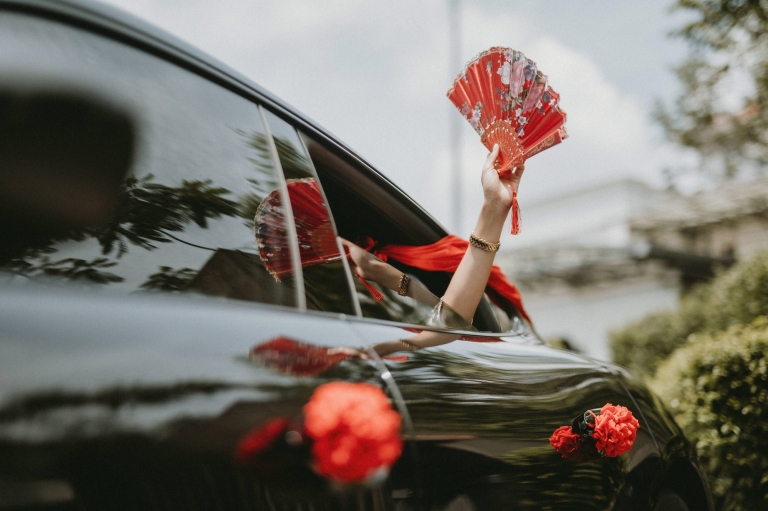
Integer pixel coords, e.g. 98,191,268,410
359,234,530,324
510,190,521,235
354,272,384,301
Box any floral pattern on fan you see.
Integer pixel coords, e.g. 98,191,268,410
447,47,568,174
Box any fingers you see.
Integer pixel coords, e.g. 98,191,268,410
339,237,353,257
484,144,500,170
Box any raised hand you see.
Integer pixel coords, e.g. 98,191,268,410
339,237,381,281
481,144,525,214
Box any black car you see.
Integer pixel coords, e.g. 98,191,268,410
0,1,712,510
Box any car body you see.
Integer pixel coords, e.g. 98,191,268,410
0,1,713,510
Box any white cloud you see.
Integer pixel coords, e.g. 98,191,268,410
530,36,649,156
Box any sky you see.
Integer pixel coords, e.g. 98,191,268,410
100,0,697,236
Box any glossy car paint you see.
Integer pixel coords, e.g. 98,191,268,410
350,321,666,510
0,1,712,510
0,286,417,509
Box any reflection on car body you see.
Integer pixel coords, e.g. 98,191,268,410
0,1,712,510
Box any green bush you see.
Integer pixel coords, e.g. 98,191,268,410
610,252,768,377
651,318,768,511
608,310,684,379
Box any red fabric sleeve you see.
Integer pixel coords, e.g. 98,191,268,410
366,234,531,324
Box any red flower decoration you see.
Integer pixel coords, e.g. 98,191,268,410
591,403,640,457
550,403,640,461
235,417,290,466
549,425,581,456
303,382,403,483
549,426,594,461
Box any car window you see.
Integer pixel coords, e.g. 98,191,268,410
261,110,357,316
300,131,508,332
0,12,297,307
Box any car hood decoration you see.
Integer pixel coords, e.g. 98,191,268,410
550,404,640,461
236,382,403,486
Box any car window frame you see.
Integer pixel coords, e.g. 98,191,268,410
295,130,363,316
256,104,307,310
258,105,362,315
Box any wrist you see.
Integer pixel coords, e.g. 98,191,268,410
364,259,387,282
480,198,510,220
474,202,508,241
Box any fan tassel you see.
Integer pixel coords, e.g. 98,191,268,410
355,273,384,301
510,190,521,235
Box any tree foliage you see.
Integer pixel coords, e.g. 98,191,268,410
657,0,768,181
3,174,240,285
610,252,768,377
7,257,125,285
95,174,239,257
140,266,198,292
651,317,768,511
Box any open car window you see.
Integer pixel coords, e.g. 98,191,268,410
300,130,518,333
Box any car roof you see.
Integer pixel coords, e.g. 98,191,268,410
0,0,447,237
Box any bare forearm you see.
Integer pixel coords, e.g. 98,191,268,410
442,201,508,322
373,331,461,356
364,259,440,306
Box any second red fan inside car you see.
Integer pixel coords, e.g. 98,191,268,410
254,178,382,300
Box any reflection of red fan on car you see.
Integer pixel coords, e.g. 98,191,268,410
250,337,351,377
250,337,407,376
254,178,382,300
447,47,567,233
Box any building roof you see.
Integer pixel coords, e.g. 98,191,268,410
631,178,768,231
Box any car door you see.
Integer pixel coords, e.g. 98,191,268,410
0,6,418,509
349,322,662,511
0,288,423,510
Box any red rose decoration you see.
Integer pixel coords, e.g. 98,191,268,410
303,382,403,483
591,403,639,457
235,417,290,466
550,403,640,461
549,426,589,461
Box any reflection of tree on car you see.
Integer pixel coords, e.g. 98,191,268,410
1,173,239,285
1,132,293,294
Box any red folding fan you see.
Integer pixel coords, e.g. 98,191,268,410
254,178,382,299
447,47,568,233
